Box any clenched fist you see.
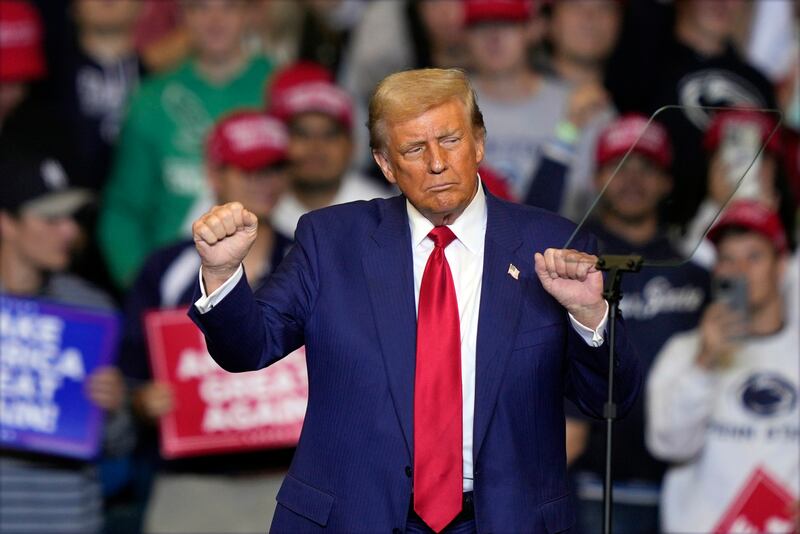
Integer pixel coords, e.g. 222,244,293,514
534,248,606,330
193,202,258,293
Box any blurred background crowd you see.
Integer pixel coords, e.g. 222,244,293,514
0,0,798,533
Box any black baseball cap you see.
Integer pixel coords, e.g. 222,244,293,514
0,153,93,217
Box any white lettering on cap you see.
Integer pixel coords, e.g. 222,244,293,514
606,117,665,154
41,160,68,191
0,22,38,47
227,118,287,152
282,82,350,119
40,159,69,189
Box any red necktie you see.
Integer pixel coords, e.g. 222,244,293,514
414,226,462,532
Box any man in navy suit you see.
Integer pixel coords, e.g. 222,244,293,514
189,68,641,533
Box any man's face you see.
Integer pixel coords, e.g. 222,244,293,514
714,232,784,311
182,0,248,62
550,0,621,64
373,99,484,225
73,0,140,33
1,211,80,272
287,113,352,188
212,165,287,220
596,154,671,223
418,0,466,51
466,21,529,76
679,0,744,43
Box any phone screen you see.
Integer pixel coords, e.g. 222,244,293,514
720,122,762,201
712,276,749,338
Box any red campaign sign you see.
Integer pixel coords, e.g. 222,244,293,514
714,467,798,534
144,309,307,459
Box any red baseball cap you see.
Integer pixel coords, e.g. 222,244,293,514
267,61,353,130
596,113,673,170
206,111,289,171
704,109,782,155
707,199,788,254
0,0,46,82
464,0,533,26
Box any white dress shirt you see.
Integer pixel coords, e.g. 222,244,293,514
195,182,608,492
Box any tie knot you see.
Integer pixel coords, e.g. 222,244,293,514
428,226,457,249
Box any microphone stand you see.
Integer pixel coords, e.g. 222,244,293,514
595,254,643,534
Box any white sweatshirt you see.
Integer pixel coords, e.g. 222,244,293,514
647,323,799,533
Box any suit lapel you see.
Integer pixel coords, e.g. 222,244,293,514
473,194,525,460
362,195,417,459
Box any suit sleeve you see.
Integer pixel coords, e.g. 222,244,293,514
561,234,642,420
187,215,320,372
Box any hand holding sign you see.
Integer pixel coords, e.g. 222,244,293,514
86,367,126,412
145,309,307,458
193,202,258,294
0,295,119,459
133,382,175,421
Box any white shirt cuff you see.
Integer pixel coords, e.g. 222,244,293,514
568,300,609,347
193,265,244,314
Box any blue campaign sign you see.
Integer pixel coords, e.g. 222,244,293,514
0,294,119,460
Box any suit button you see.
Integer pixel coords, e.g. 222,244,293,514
405,465,412,477
393,529,402,534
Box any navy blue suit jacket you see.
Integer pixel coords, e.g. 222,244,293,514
189,191,641,533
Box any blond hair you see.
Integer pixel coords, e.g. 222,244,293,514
368,68,485,151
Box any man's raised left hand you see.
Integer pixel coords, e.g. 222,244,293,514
534,248,606,330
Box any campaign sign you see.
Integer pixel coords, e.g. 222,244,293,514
0,294,118,460
714,467,798,534
145,309,307,459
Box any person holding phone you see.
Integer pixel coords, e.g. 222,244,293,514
646,199,798,534
680,109,794,269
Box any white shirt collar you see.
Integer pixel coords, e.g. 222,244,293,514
405,177,487,255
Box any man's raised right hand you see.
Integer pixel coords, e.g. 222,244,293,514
192,202,258,293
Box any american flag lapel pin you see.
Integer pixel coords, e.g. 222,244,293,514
508,263,520,280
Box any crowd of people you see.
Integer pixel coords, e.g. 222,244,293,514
0,0,798,533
